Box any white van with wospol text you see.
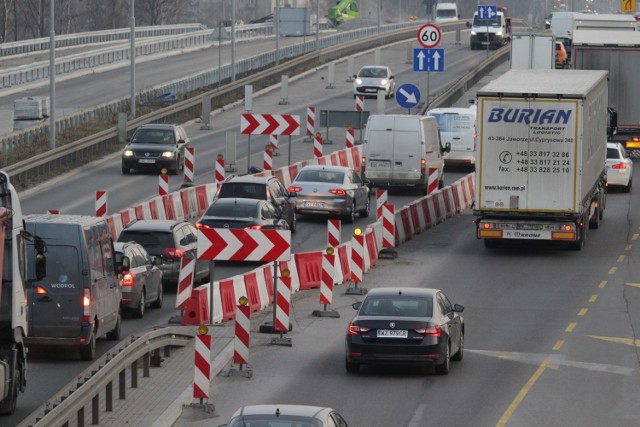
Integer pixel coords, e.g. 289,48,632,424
427,104,477,169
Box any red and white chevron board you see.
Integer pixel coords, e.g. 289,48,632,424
382,204,395,249
240,113,300,135
197,228,291,261
275,276,291,332
345,127,355,148
314,133,323,159
306,106,315,137
263,144,273,171
327,219,341,248
183,146,195,183
376,189,388,220
355,95,364,112
95,190,107,218
351,234,364,283
234,304,251,366
320,253,335,305
428,168,439,195
193,333,211,399
215,156,225,184
175,257,195,309
159,175,169,196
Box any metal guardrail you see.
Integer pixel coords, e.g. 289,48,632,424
2,20,477,190
16,326,195,427
0,24,206,57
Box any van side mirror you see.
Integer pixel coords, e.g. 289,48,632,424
466,21,471,28
443,142,451,154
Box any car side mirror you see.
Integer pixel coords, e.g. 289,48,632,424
466,21,471,28
454,303,464,313
353,74,357,79
177,139,186,145
390,75,395,80
352,301,363,310
152,256,162,266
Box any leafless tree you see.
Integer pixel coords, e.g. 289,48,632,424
135,0,189,26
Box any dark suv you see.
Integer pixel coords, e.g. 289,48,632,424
216,175,296,232
117,219,210,287
121,123,190,175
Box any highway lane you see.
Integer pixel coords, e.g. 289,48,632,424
175,179,640,427
9,30,486,425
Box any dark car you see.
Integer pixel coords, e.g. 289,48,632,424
288,165,370,223
114,241,164,318
196,198,289,231
345,287,464,374
216,174,296,232
117,219,210,287
222,404,349,427
121,123,189,175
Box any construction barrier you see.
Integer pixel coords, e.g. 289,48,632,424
294,252,322,290
176,257,195,309
233,304,251,366
193,333,211,399
96,190,107,218
159,175,169,196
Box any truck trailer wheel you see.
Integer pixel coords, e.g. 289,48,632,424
0,366,19,415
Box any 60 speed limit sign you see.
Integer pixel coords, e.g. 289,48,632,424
417,24,441,48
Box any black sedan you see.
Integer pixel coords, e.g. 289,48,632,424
288,165,370,223
345,287,464,374
195,197,289,230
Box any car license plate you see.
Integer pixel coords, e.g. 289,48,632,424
365,88,376,92
369,160,389,168
304,201,324,208
138,159,156,164
377,329,408,338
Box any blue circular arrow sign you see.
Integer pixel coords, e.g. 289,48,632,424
396,83,421,109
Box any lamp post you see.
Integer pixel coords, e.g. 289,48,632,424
130,0,136,118
49,0,56,149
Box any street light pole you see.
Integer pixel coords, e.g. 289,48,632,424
48,0,56,150
130,0,136,118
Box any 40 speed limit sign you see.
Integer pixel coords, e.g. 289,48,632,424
418,24,441,48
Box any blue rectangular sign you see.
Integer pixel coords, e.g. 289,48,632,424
477,5,497,20
413,48,445,72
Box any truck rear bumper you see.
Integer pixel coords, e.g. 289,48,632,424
476,218,577,241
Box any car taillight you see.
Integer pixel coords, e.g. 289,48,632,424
361,156,366,173
348,324,371,335
195,222,211,229
245,225,263,229
83,288,91,322
122,273,135,287
165,248,187,259
420,158,427,175
612,163,628,170
329,188,347,196
36,286,48,295
415,326,441,336
634,136,640,142
288,186,302,193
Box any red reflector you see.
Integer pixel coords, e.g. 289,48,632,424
329,188,347,196
612,163,627,170
36,286,48,295
122,273,135,287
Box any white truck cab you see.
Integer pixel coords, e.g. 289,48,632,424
435,3,459,23
469,5,511,50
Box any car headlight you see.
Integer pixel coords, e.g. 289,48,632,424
380,79,388,85
470,30,477,35
496,30,503,36
355,78,363,85
162,151,174,158
123,150,134,157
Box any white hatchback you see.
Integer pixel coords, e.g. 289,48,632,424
606,142,633,192
353,65,395,99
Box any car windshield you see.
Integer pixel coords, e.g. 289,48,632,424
359,67,387,78
218,183,267,200
118,231,173,256
131,129,175,145
361,297,433,317
228,416,322,427
205,202,258,218
295,170,344,184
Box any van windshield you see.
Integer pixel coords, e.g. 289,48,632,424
473,16,502,27
30,245,80,287
437,10,457,18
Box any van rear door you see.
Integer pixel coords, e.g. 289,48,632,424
28,245,84,339
391,116,422,180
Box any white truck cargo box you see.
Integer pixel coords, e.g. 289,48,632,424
510,33,555,70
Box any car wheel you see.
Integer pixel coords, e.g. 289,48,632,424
435,343,450,375
345,201,356,224
133,289,145,318
589,205,599,230
107,313,121,341
122,165,130,174
452,332,464,362
359,195,370,218
150,283,163,309
346,359,360,373
79,331,96,361
169,158,179,175
624,178,632,193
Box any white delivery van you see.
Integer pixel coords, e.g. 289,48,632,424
426,105,477,169
435,3,458,23
362,115,449,195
